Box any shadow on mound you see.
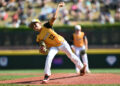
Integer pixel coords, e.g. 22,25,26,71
15,74,79,84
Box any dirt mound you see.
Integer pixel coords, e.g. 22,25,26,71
0,73,120,85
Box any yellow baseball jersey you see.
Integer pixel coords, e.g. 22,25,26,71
73,32,85,47
36,22,64,48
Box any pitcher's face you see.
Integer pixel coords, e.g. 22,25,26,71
33,22,42,31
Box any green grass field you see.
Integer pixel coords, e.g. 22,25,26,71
0,69,120,86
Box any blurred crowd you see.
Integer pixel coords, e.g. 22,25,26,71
0,0,120,28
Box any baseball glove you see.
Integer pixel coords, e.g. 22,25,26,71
80,50,86,55
39,40,48,54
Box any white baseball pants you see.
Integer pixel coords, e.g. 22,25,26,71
71,45,90,73
44,40,84,76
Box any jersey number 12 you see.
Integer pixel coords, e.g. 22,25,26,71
49,34,55,40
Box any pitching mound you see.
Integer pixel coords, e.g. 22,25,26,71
0,73,120,85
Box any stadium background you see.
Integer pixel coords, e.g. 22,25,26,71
0,0,120,69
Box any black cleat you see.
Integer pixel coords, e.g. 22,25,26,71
41,74,50,84
80,64,86,76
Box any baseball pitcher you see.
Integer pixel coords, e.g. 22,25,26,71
29,2,86,84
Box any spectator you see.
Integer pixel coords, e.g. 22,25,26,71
60,7,70,25
6,0,17,11
27,3,35,18
38,5,55,21
77,0,86,20
0,8,8,20
12,12,19,22
5,12,20,28
92,0,100,12
36,0,51,8
103,0,112,7
18,0,25,10
69,3,81,21
17,1,28,26
26,0,34,4
85,0,93,21
0,0,8,20
99,5,115,24
0,0,120,27
114,3,120,22
11,12,20,27
77,0,85,13
0,0,7,7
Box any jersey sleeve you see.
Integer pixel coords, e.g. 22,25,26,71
43,17,55,29
43,22,52,28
